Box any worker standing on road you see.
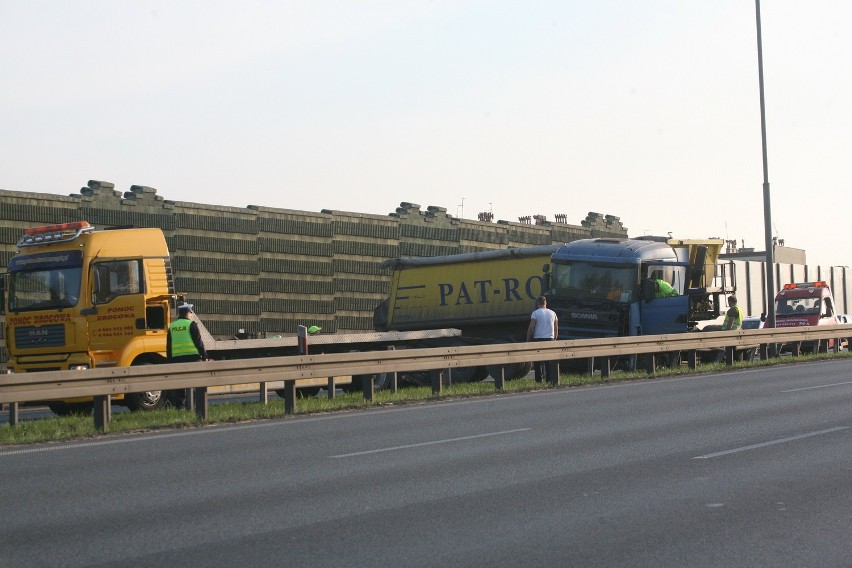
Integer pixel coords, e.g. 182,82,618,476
721,295,744,331
526,296,559,383
167,303,209,409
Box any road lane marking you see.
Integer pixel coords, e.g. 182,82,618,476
782,380,852,392
693,427,848,460
330,428,532,458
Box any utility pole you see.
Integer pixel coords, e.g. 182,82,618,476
755,0,776,331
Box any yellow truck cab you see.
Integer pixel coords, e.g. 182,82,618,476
3,221,176,412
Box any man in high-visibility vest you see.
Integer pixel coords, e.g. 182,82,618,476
654,279,678,298
167,303,208,408
721,295,744,330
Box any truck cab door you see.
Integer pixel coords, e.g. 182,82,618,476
639,295,690,335
86,259,147,360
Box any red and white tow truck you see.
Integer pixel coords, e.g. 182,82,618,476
772,281,841,353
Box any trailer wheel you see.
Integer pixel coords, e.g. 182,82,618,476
448,366,488,383
559,358,593,375
274,387,323,399
486,362,531,381
47,402,93,416
345,372,392,393
399,371,430,386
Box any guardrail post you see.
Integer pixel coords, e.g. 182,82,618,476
328,377,336,399
494,366,505,391
548,360,559,386
759,344,769,360
725,347,735,365
195,387,208,420
645,354,656,374
185,388,196,413
833,338,840,354
431,370,443,395
363,375,374,402
8,402,20,426
601,357,612,378
283,380,296,413
687,350,698,369
259,382,268,404
792,342,801,357
93,395,110,432
585,358,594,377
388,346,398,393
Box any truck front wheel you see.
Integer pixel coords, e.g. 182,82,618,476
125,390,168,411
124,359,168,411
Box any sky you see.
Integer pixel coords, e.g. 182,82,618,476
2,1,851,267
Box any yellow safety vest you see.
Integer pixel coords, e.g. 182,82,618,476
169,319,200,357
722,305,743,330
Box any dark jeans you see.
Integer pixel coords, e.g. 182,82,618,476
168,355,203,409
532,338,558,382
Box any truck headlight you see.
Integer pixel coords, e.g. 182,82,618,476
69,364,90,371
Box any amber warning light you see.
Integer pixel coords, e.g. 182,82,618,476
18,221,93,247
782,281,827,290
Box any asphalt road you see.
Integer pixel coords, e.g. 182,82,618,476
2,360,850,567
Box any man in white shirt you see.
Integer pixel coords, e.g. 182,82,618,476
526,296,559,383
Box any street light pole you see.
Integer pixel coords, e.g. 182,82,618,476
755,0,776,330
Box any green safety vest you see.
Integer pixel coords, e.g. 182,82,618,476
655,279,677,298
169,319,200,357
722,305,743,330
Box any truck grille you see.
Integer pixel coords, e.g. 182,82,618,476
14,325,66,349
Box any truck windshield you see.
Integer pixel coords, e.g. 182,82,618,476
776,297,821,316
8,267,82,311
7,250,84,312
551,262,637,302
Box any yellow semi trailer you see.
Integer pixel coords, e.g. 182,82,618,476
375,245,562,381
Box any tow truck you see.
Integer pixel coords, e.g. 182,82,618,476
771,281,841,353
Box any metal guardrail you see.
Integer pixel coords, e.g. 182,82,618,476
3,324,851,430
